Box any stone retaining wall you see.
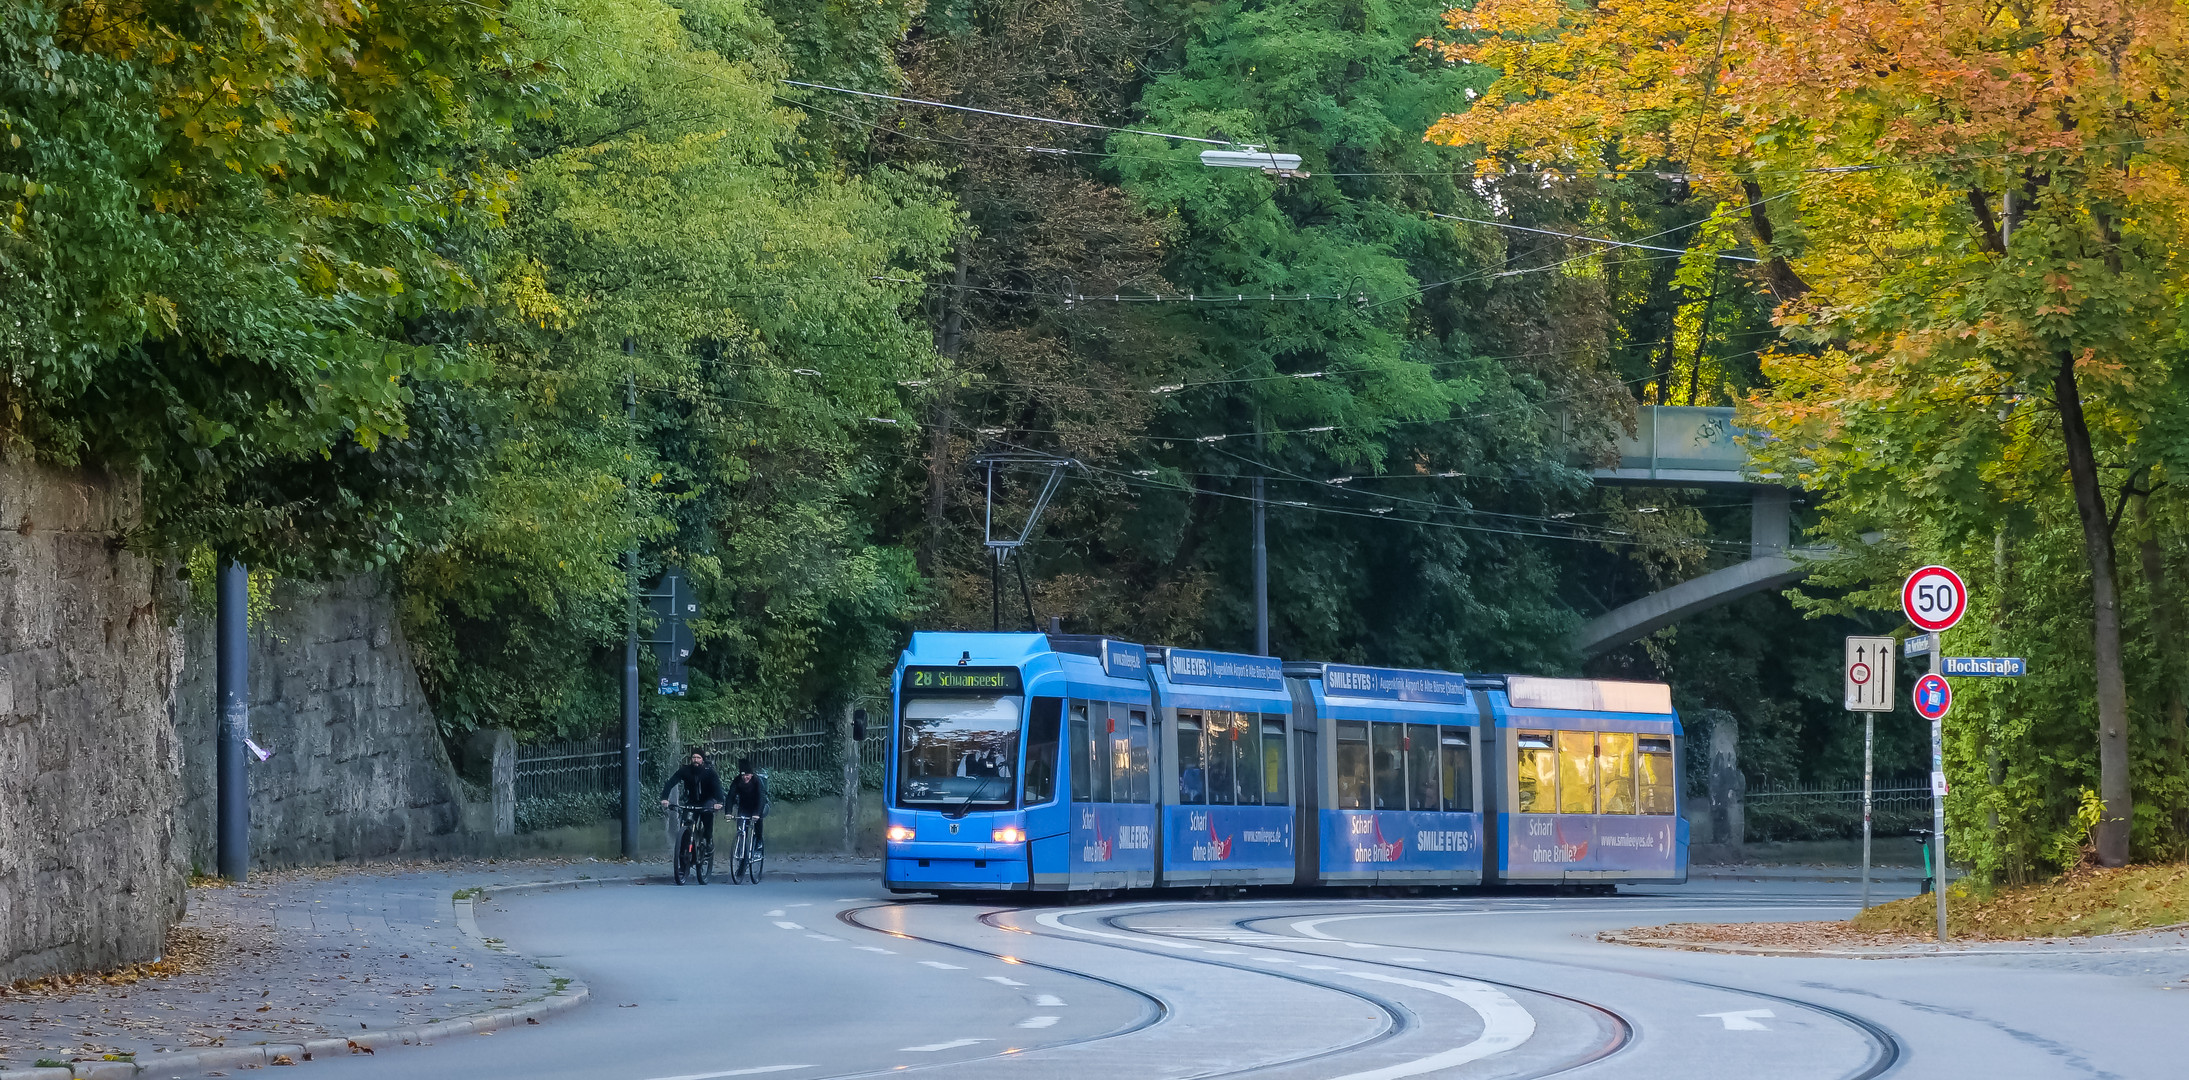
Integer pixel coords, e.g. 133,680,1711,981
0,457,187,983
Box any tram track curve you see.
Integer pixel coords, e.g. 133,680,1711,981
1228,903,1903,1080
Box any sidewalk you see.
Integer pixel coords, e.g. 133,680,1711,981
0,855,880,1078
1690,862,1931,883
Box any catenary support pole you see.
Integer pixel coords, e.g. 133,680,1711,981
1931,629,1948,942
215,555,250,881
1253,473,1268,656
1861,711,1873,910
622,360,641,859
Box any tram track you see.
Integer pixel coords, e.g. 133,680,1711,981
1229,903,1903,1080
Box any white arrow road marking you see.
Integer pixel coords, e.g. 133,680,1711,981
919,961,965,970
984,976,1028,987
1034,994,1066,1007
1322,973,1537,1080
642,1067,812,1080
1033,910,1204,948
899,1038,990,1052
1017,1015,1060,1029
1702,1009,1775,1031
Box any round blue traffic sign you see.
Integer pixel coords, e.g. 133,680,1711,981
1912,673,1952,720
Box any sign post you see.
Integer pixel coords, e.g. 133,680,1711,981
1844,636,1896,909
1903,565,1967,943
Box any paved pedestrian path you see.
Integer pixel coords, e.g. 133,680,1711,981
0,855,876,1075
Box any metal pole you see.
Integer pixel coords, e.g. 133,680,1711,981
991,548,1002,632
622,362,641,859
215,555,250,881
1253,473,1268,655
1930,629,1948,941
1860,711,1873,910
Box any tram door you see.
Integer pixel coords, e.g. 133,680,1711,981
1292,727,1319,885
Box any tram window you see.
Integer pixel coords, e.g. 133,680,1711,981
1441,733,1473,812
1598,732,1637,814
1336,721,1371,810
1176,712,1206,804
1069,705,1092,803
1127,711,1151,803
1515,732,1555,813
1638,737,1676,815
1024,698,1061,806
1405,725,1440,811
1371,723,1405,810
1090,706,1113,803
1262,719,1288,805
1557,731,1597,814
1206,713,1236,805
1234,712,1262,806
1105,706,1131,803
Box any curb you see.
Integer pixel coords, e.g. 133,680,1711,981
1601,933,2189,960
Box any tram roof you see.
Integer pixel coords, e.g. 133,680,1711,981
1147,646,1292,714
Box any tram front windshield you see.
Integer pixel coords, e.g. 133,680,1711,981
897,696,1023,810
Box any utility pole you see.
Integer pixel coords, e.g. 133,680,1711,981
621,346,641,859
1930,628,1948,942
1253,420,1268,656
215,555,250,881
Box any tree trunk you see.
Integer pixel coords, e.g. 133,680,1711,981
2135,495,2188,808
2054,351,2132,866
920,246,970,572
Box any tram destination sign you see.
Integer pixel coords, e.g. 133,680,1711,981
1941,656,2027,677
901,666,1023,695
1165,648,1284,690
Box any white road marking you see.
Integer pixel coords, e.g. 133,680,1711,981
919,961,965,970
983,976,1028,987
1343,942,1383,949
642,1066,812,1080
764,910,785,917
1302,964,1340,971
1033,911,1204,949
787,903,812,907
804,934,837,942
856,946,895,954
1253,956,1295,963
1388,957,1428,962
899,1038,989,1052
1017,1015,1060,1029
1702,1009,1775,1031
772,921,803,930
1034,994,1066,1007
1328,972,1537,1080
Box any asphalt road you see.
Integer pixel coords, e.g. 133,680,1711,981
190,874,2185,1080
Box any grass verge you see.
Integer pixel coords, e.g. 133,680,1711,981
1851,863,2189,939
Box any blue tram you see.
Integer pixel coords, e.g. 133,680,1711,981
882,631,1686,894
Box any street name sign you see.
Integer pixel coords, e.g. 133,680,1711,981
1941,656,2026,677
1903,635,1931,658
1844,636,1897,711
1912,673,1953,720
1902,565,1969,632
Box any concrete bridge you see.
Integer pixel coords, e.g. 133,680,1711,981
1574,406,1820,657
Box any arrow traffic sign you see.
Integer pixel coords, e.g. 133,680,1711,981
1912,673,1953,720
1844,636,1897,712
1902,565,1969,632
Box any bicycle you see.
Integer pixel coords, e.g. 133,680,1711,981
728,813,764,884
671,804,716,886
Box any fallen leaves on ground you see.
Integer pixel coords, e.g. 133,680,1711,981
1852,863,2189,939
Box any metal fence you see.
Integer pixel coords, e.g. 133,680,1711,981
1742,777,1932,842
511,729,886,833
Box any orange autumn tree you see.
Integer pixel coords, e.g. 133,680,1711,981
1426,0,2189,866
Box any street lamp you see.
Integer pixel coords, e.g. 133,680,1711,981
1199,146,1308,177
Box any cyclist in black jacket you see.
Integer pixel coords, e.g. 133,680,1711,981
660,749,726,845
727,758,765,853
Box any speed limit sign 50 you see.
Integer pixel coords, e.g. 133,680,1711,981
1903,565,1968,632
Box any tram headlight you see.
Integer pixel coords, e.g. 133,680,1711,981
886,825,915,842
991,827,1026,844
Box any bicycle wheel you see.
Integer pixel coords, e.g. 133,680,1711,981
674,824,692,885
696,822,712,885
748,823,764,883
730,822,750,884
